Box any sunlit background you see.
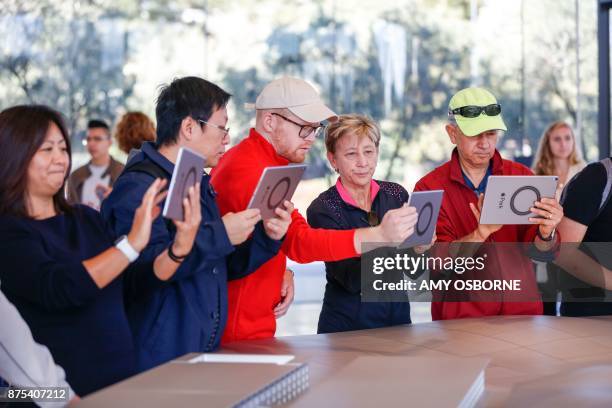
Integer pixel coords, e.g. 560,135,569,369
0,0,605,334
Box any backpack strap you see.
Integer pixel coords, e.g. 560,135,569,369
122,159,170,180
122,159,176,235
598,157,612,218
560,158,612,219
560,173,578,206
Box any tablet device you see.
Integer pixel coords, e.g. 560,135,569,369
247,164,307,220
480,175,558,225
162,147,205,221
400,190,444,248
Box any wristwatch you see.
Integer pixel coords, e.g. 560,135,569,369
115,235,140,262
536,227,556,242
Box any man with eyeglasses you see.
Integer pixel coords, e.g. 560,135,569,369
414,87,563,321
100,76,292,372
210,77,419,342
67,119,124,209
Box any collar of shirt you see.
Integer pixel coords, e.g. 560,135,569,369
248,129,291,166
461,161,493,196
335,177,380,208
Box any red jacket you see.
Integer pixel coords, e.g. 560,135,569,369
414,149,543,320
210,129,358,342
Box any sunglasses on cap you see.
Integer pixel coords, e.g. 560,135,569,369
449,104,501,118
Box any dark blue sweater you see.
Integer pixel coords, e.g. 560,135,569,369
100,142,282,372
0,205,137,396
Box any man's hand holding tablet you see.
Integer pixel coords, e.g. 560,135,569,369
479,175,559,225
469,193,503,242
470,175,563,244
169,182,202,261
156,147,205,267
222,209,262,245
247,165,307,220
262,200,295,241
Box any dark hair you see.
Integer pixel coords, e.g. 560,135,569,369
87,119,110,130
115,111,156,154
155,76,231,146
0,105,73,218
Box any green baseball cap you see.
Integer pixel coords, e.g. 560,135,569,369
448,87,507,137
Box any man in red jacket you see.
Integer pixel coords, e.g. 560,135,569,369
211,77,419,342
414,87,563,320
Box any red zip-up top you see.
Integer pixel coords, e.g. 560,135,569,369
414,148,543,320
210,129,358,342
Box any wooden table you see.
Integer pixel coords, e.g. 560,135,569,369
80,316,612,407
222,315,612,406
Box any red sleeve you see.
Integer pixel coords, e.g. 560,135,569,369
212,150,357,263
282,210,357,264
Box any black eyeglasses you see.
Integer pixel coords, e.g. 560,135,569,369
362,211,380,227
271,113,323,139
197,119,230,136
449,104,501,118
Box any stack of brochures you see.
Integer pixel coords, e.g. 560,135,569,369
185,353,309,407
292,356,488,408
79,353,308,407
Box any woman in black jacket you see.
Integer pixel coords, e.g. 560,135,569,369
0,105,200,396
307,114,433,333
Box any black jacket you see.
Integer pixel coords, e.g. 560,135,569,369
307,180,412,333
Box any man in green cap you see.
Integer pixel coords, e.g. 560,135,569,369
414,87,564,320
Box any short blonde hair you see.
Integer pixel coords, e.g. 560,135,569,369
325,114,381,154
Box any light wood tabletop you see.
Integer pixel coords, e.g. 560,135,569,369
222,315,612,406
79,315,612,407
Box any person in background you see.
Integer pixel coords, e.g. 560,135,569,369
114,111,156,156
307,114,434,333
531,121,585,315
0,105,201,396
532,121,585,185
67,119,124,209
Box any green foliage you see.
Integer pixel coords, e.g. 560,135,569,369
0,0,600,168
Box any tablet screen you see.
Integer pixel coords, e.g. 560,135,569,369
400,190,444,248
162,147,205,221
480,175,558,225
247,165,307,220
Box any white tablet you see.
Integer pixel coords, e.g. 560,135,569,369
162,147,205,221
480,175,558,225
247,165,307,220
400,190,444,248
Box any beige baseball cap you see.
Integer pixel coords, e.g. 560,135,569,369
253,77,338,123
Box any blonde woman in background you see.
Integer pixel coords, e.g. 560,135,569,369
532,121,585,316
532,121,585,184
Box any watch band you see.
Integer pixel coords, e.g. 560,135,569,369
115,236,139,262
536,227,556,242
168,243,187,263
